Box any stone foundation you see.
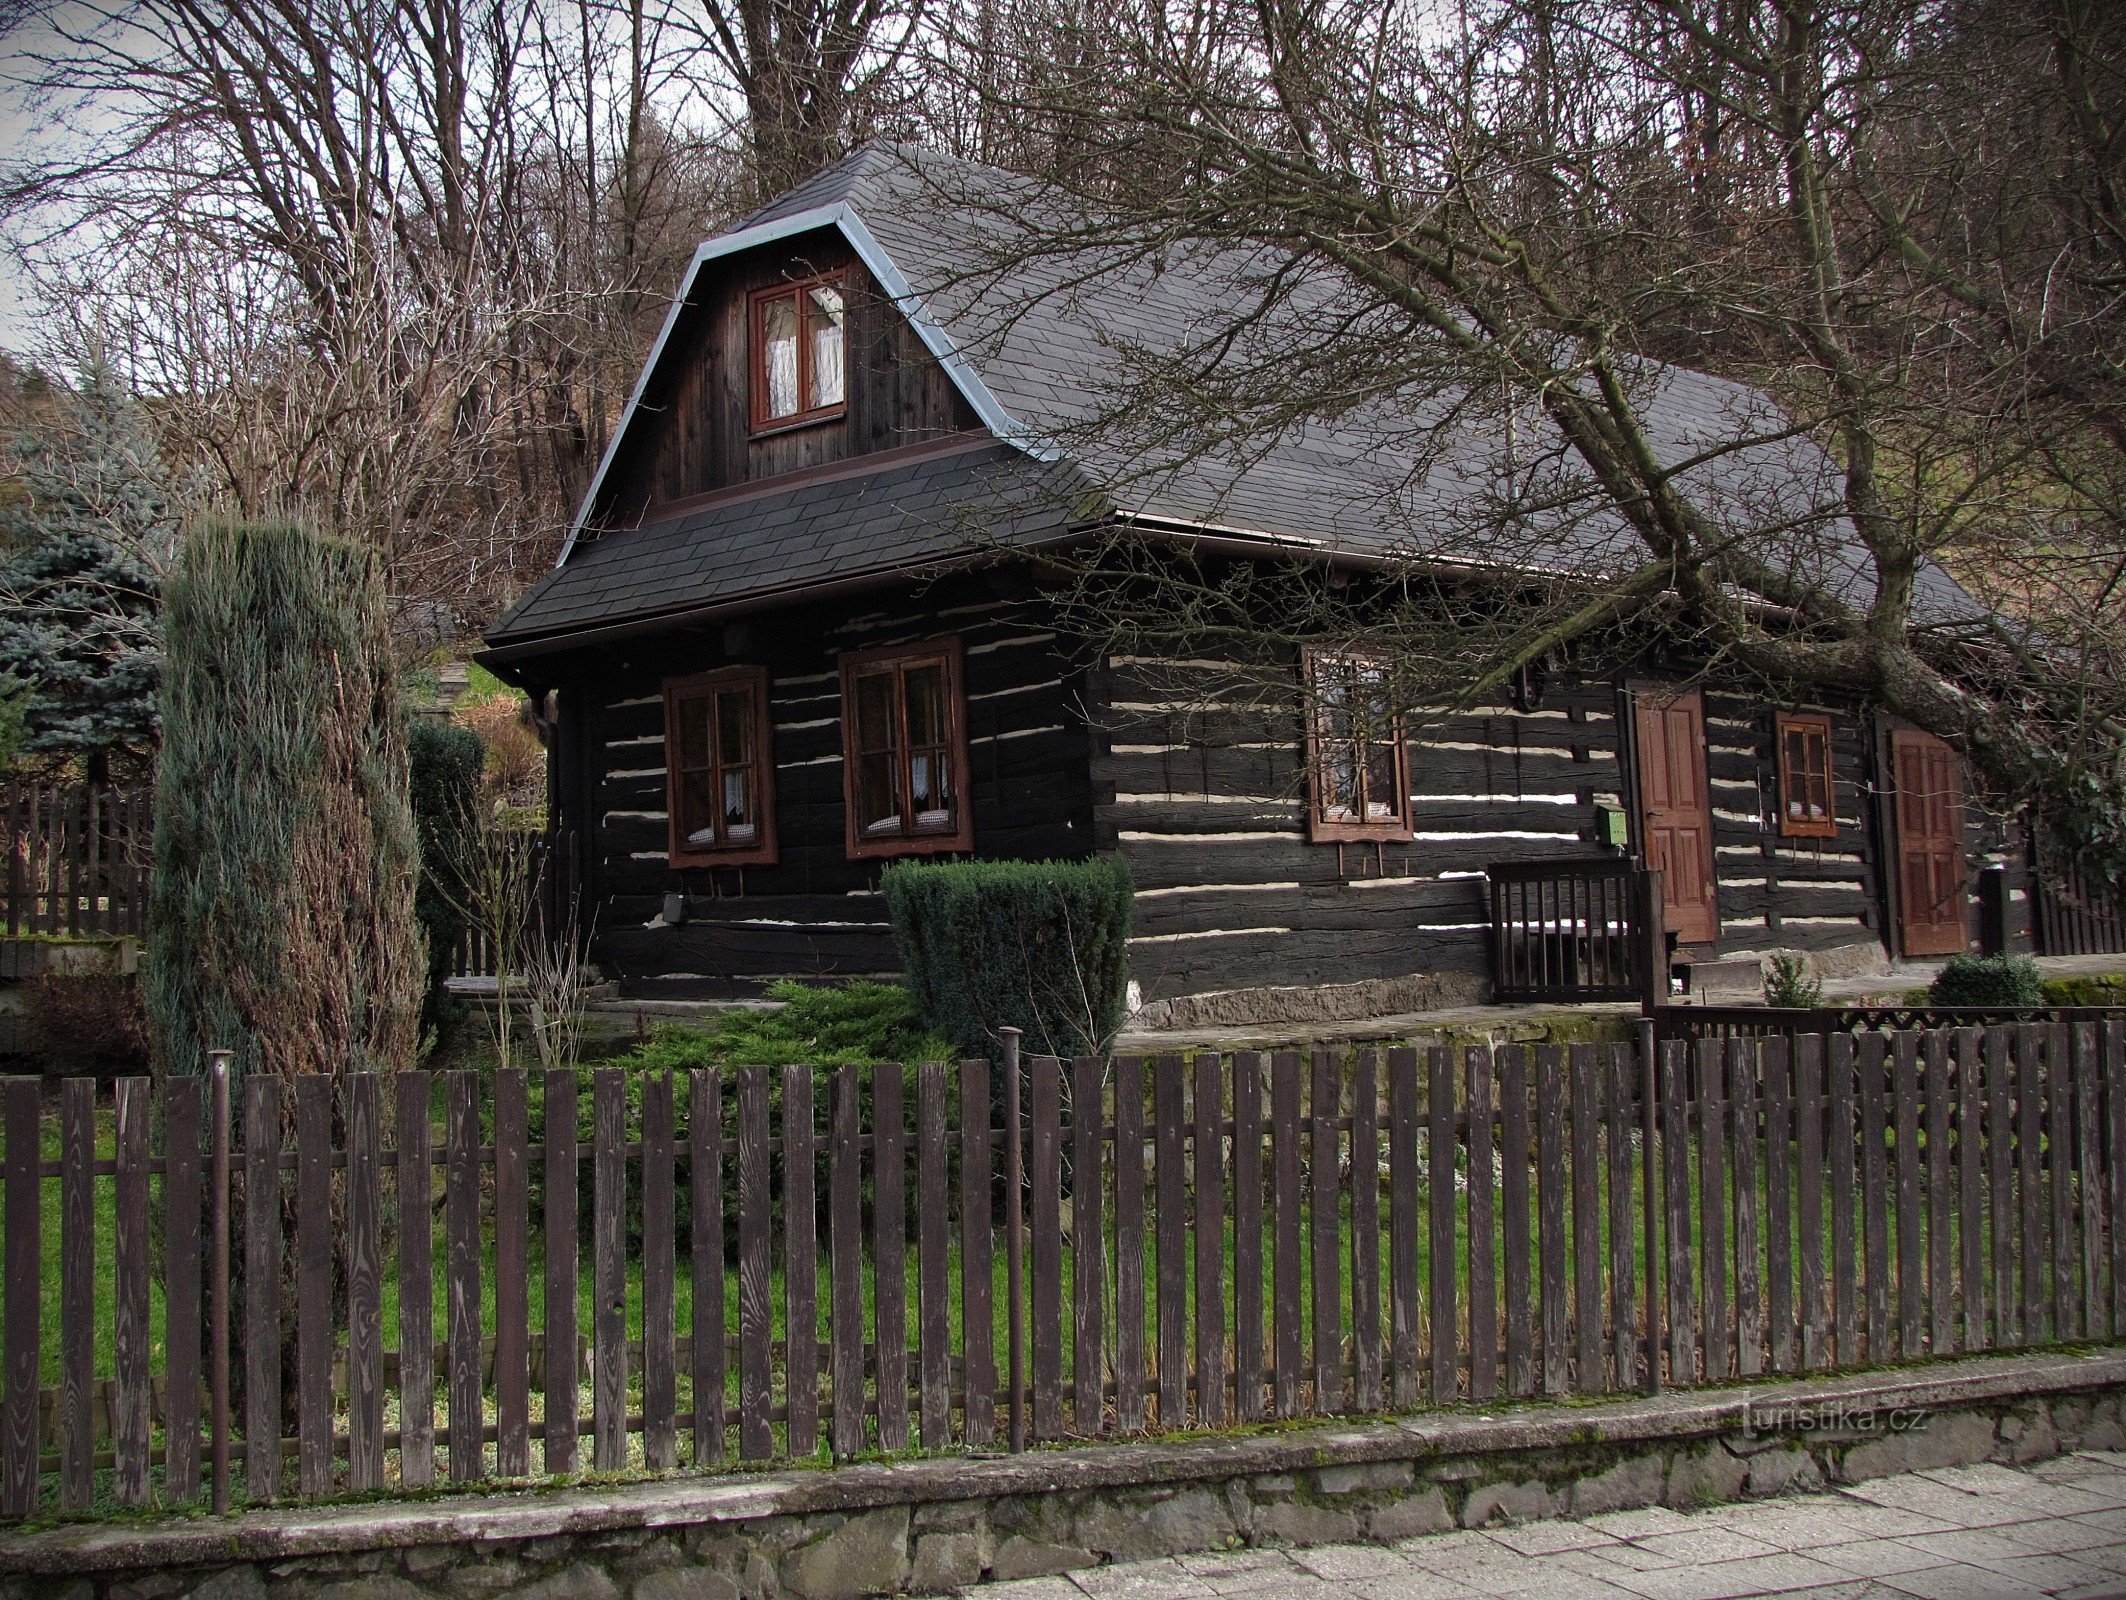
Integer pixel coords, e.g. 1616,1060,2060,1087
1128,972,1492,1033
4,1353,2122,1600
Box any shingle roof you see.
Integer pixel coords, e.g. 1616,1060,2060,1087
489,441,1095,646
489,142,1982,651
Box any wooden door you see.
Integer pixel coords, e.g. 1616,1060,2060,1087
1891,728,1968,957
1633,688,1720,945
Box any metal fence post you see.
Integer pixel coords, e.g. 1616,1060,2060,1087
209,1049,232,1514
1001,1027,1025,1453
1637,1017,1661,1396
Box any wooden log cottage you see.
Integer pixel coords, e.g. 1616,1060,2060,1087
480,145,2033,1015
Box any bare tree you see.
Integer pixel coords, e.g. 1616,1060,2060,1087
677,0,933,197
914,0,2126,868
3,0,734,622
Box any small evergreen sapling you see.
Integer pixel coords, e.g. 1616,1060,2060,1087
1763,952,1823,1008
408,718,484,1042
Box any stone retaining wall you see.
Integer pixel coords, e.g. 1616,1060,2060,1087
5,1353,2122,1600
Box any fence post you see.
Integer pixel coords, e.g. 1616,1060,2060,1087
1637,1016,1660,1395
1978,866,2009,956
1636,868,1667,1013
209,1049,232,1516
1001,1027,1025,1454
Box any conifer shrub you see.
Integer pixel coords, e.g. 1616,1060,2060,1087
0,358,175,780
882,857,1133,1058
147,520,424,1084
533,980,954,1250
409,718,484,1041
1928,952,2045,1008
1762,952,1823,1008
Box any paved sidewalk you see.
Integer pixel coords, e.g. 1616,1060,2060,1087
981,1454,2126,1600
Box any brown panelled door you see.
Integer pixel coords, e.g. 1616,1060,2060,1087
1633,688,1720,944
1891,727,1968,956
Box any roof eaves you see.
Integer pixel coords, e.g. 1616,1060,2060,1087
485,518,1097,662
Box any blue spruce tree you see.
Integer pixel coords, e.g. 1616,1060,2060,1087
0,359,176,781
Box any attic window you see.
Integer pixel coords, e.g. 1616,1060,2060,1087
1776,711,1836,839
1305,650,1412,842
752,273,846,430
665,666,777,866
839,638,973,858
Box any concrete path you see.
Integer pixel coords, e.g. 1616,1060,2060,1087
980,1454,2126,1600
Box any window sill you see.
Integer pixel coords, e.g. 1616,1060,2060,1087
845,829,973,861
1308,824,1414,844
749,409,846,441
670,844,779,869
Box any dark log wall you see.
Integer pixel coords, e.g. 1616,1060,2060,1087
1090,664,1933,1003
545,579,1980,1001
552,569,1091,998
593,231,979,528
1088,656,1629,1001
1699,692,1882,955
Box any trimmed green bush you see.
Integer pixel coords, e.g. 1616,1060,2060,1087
409,719,484,1043
1929,952,2045,1007
882,857,1133,1058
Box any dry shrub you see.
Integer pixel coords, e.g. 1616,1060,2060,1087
454,692,546,803
28,972,149,1074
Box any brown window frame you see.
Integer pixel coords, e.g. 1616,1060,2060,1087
1303,649,1413,843
664,666,778,867
839,637,974,859
748,271,848,435
1775,710,1838,839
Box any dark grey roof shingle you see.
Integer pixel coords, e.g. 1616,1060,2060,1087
493,143,1983,648
489,442,1095,644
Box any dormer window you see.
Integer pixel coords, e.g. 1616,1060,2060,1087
752,273,846,431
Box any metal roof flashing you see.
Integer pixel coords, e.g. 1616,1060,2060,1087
553,202,1051,568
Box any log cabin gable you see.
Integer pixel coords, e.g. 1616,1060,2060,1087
589,228,983,531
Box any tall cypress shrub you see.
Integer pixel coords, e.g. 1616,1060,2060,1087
147,521,424,1083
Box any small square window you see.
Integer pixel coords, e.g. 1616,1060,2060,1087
751,273,847,432
665,666,777,866
1775,711,1837,839
839,639,973,858
1305,650,1412,842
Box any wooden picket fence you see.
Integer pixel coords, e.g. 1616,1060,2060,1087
0,784,152,938
3,1020,2126,1520
2034,852,2126,958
